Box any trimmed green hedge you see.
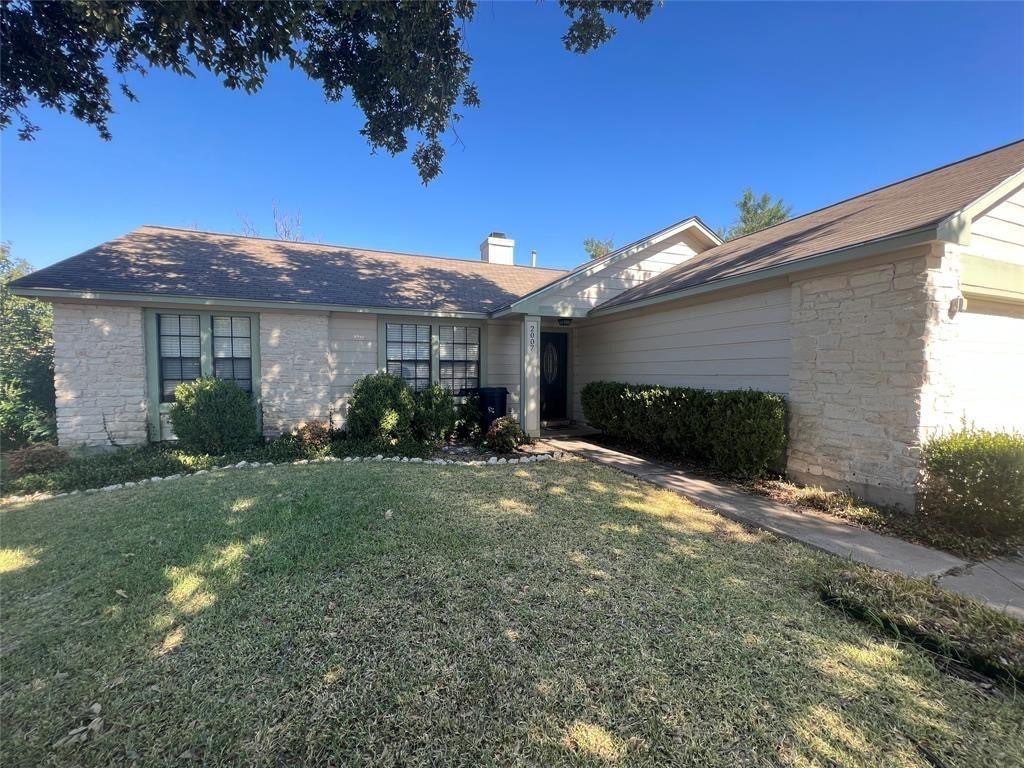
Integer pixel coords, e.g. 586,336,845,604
581,381,787,478
920,428,1024,538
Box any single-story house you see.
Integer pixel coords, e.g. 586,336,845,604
11,140,1024,507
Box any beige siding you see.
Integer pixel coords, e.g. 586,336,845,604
539,231,701,314
328,312,378,426
485,321,521,418
970,187,1024,264
572,285,791,420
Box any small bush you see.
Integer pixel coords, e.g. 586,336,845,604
0,380,55,448
455,393,482,441
294,420,334,454
581,381,787,478
168,378,260,455
819,564,1024,686
4,444,69,479
486,415,528,454
346,372,415,444
920,429,1024,539
412,384,456,446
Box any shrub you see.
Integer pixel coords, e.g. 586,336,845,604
580,381,787,478
0,380,55,448
346,372,416,444
455,393,482,441
819,564,1023,686
486,415,528,454
4,443,69,479
168,378,260,454
919,428,1024,539
294,420,334,454
412,384,456,446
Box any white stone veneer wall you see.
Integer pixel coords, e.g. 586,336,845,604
52,302,148,447
787,248,936,508
260,311,332,435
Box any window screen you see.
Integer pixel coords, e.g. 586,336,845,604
385,323,431,391
439,325,480,395
158,314,201,402
212,316,253,393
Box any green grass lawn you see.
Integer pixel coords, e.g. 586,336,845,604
2,459,1021,767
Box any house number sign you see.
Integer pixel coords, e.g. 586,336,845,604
527,321,538,355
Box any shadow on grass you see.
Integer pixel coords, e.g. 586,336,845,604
1,461,1021,767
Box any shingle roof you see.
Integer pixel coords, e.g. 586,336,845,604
12,226,568,314
597,139,1024,311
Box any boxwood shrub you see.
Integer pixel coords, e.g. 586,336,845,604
346,371,416,445
919,428,1024,538
581,381,787,478
169,378,260,454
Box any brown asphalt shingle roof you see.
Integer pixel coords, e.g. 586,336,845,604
12,226,568,314
597,139,1024,311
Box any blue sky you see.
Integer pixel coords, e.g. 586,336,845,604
3,1,1022,271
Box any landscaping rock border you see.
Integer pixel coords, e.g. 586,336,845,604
3,451,565,502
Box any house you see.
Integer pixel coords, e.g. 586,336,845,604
11,140,1024,507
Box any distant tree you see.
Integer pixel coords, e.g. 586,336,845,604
0,244,56,446
583,237,615,260
1,1,655,183
720,188,792,240
238,203,311,242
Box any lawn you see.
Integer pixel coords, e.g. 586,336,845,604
1,459,1021,767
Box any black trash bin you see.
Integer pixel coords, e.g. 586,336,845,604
476,386,509,434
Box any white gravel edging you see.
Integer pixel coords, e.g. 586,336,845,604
4,451,565,502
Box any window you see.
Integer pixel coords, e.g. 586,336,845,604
385,323,431,391
439,325,480,394
212,315,253,393
158,314,202,402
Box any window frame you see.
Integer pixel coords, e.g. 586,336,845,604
437,324,481,395
144,309,261,441
376,316,487,395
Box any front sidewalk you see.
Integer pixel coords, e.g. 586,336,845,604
543,436,1024,620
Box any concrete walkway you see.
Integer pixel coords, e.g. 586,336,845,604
543,436,1024,619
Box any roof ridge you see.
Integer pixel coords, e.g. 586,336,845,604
713,138,1024,248
137,224,569,273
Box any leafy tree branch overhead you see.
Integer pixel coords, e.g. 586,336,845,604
0,0,655,183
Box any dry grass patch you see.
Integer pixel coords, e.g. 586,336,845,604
2,459,1022,767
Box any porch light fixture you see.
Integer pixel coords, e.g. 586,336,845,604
557,318,572,326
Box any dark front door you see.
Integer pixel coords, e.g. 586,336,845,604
540,332,568,422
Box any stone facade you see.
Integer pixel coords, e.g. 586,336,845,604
259,310,332,435
52,302,148,447
787,247,937,508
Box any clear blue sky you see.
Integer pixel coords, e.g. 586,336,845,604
3,2,1022,271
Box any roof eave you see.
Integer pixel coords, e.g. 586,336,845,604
7,287,491,319
490,216,718,318
936,166,1024,244
588,225,943,318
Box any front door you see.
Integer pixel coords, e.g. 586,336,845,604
540,332,568,422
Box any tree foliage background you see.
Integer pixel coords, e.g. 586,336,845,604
1,0,654,183
583,237,615,260
1,245,56,447
720,188,792,241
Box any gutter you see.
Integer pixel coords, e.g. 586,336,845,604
7,287,490,320
588,225,941,317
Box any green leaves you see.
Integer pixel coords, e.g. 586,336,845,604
720,188,792,241
2,1,656,182
168,377,260,454
0,244,55,447
581,381,788,478
920,428,1024,539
